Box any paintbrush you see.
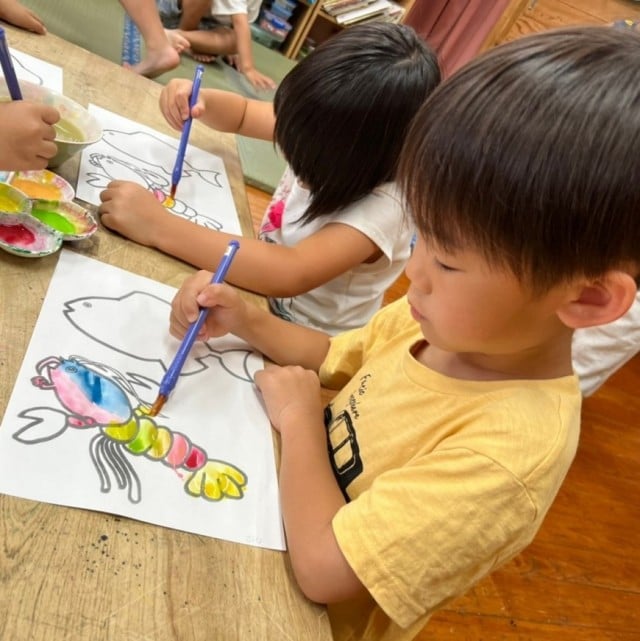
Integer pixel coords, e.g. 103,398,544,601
169,64,204,200
149,239,240,417
0,27,23,100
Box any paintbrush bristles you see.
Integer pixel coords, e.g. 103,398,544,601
169,185,176,200
148,394,167,417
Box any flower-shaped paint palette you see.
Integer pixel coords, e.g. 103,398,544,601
0,183,96,257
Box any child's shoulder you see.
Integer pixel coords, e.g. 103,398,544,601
365,296,418,341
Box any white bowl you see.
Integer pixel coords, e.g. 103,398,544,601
0,79,103,168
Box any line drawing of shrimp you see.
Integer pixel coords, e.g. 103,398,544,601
75,107,243,237
14,355,248,505
85,152,223,231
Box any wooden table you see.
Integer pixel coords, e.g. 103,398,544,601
0,24,332,641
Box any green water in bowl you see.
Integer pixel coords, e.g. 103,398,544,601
54,118,85,143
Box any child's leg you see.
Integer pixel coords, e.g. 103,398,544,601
178,26,237,60
179,0,214,30
119,0,188,78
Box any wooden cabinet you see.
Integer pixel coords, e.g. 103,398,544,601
281,0,322,59
281,0,415,60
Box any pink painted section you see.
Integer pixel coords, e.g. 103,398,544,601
166,434,189,467
51,369,124,424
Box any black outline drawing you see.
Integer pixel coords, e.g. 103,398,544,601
83,127,226,230
14,353,249,505
10,289,260,505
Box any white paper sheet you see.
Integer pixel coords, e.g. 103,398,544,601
76,105,242,234
0,250,285,550
10,48,63,92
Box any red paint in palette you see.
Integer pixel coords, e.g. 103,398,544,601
0,222,36,247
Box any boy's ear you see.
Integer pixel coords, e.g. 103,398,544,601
557,271,638,330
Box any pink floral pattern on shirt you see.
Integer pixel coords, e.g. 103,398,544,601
260,199,285,233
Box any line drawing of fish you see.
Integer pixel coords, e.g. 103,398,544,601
62,291,256,387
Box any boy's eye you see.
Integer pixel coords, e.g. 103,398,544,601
435,259,456,272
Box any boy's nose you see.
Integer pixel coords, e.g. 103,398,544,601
405,238,431,293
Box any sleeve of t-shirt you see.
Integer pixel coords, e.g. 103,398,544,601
326,184,414,268
212,0,248,16
332,447,538,628
320,297,411,389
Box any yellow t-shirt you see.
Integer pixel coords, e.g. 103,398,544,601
319,297,581,641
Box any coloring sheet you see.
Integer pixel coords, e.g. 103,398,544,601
0,250,284,550
10,48,63,92
76,105,241,234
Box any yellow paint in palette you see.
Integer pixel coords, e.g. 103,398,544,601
0,182,30,215
0,193,22,212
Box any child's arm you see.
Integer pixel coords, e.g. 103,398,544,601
159,80,275,140
254,365,367,603
230,13,276,91
0,101,59,171
0,0,46,34
170,272,331,369
98,182,382,298
170,275,364,602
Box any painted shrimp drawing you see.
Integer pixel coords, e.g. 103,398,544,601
14,354,247,504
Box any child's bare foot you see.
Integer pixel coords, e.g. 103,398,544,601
0,0,46,34
165,29,190,53
188,51,217,63
125,44,181,78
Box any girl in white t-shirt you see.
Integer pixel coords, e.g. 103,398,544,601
98,23,441,334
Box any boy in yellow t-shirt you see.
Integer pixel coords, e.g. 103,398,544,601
168,26,640,641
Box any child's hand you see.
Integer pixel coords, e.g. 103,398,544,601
227,55,276,91
254,366,324,435
0,0,46,34
0,101,59,170
243,67,277,91
98,180,171,247
159,78,205,131
170,275,249,342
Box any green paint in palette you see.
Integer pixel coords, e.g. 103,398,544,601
30,204,77,235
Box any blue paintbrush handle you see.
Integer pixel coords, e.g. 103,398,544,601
158,240,240,398
0,28,23,100
170,64,204,189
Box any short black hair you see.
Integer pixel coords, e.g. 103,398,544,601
274,22,440,223
400,27,640,292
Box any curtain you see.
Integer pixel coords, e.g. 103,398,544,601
404,0,513,77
